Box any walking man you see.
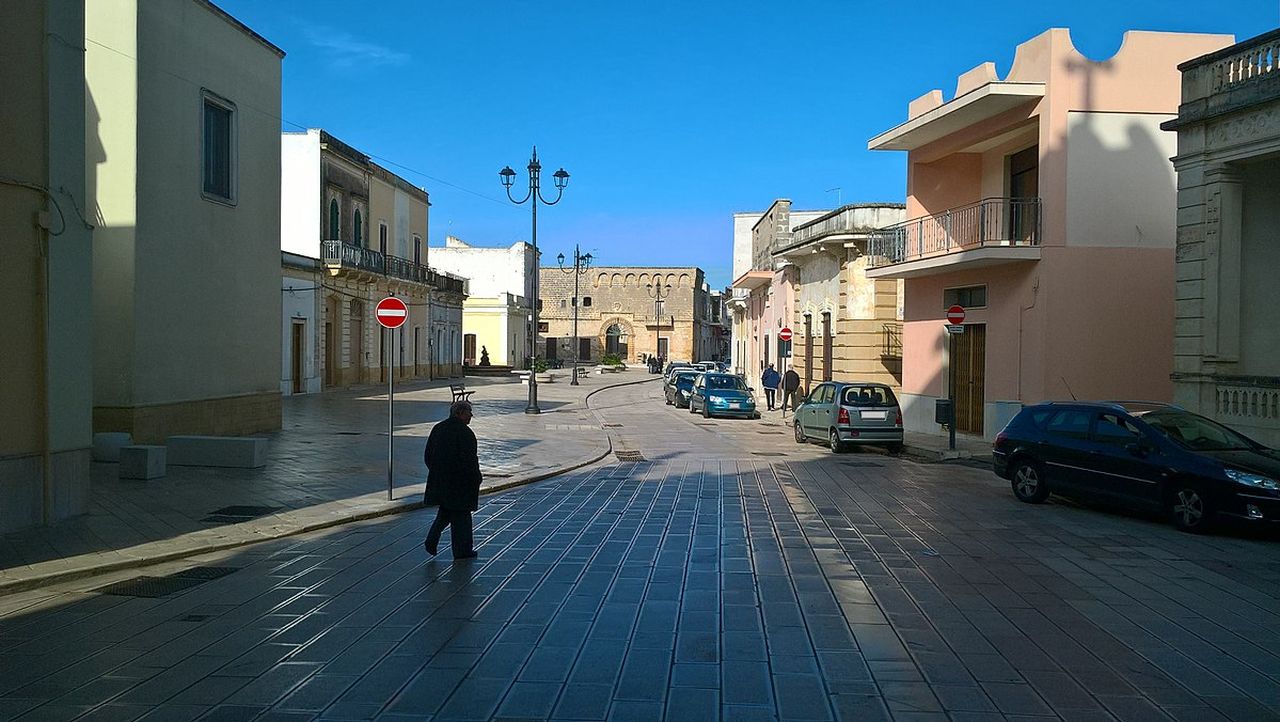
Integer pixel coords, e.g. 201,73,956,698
782,367,802,416
761,363,781,411
423,400,481,560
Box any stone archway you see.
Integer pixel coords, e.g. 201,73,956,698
600,318,633,361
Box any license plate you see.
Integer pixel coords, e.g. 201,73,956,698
730,403,742,409
860,410,887,420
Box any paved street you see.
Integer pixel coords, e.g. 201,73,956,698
2,381,1279,721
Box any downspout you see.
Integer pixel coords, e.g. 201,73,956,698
1017,276,1040,402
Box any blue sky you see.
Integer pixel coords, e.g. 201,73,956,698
218,0,1275,288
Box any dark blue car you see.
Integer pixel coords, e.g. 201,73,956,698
993,401,1280,533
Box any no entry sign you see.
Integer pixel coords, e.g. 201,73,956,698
946,305,966,325
375,296,408,329
779,327,793,342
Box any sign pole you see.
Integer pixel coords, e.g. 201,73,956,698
387,327,394,500
374,296,409,501
948,332,957,452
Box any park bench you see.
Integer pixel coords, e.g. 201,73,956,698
450,383,474,403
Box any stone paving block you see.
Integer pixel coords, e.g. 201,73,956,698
614,648,670,702
552,683,611,720
773,673,833,721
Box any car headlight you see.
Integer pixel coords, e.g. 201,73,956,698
679,389,689,396
1225,469,1280,490
709,395,724,404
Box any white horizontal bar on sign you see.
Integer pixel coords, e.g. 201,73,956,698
377,309,408,317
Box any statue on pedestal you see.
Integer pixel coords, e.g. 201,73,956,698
479,346,491,366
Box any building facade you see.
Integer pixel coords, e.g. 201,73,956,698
730,201,829,394
0,0,94,531
540,267,710,365
281,129,466,391
1166,29,1280,446
88,0,287,442
868,29,1233,440
430,236,535,369
772,204,906,395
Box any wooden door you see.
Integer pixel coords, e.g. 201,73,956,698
464,334,477,366
291,321,305,394
949,324,986,434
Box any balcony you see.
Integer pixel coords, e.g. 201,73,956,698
323,240,454,290
865,197,1042,279
428,269,467,296
1166,29,1280,130
322,239,384,275
386,255,428,284
787,204,907,249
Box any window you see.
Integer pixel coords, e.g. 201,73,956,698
354,210,363,245
560,299,568,309
378,223,387,255
413,235,422,265
944,285,987,309
1046,409,1091,440
202,93,235,202
1094,413,1140,445
841,385,897,407
537,322,549,333
328,199,339,239
583,297,592,307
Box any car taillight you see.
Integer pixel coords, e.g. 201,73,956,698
838,407,850,425
895,412,903,427
994,431,1008,448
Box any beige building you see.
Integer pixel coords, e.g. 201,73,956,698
0,0,94,532
283,129,466,388
773,204,906,394
87,0,285,443
540,267,711,365
1166,29,1280,446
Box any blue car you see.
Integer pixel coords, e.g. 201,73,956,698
664,370,699,408
688,373,759,419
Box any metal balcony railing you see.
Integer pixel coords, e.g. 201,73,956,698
866,197,1041,268
322,239,385,274
385,255,428,284
881,323,903,359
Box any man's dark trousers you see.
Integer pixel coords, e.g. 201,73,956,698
425,507,473,558
764,388,776,410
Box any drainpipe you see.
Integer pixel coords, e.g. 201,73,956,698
1017,276,1040,401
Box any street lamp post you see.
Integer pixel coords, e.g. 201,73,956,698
500,147,569,415
557,245,594,386
646,282,672,368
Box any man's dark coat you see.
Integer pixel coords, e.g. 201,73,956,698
783,369,801,392
424,416,482,511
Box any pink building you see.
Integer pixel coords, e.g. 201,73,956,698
867,29,1233,440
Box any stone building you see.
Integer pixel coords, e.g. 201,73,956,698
772,203,906,395
539,266,711,365
88,0,287,441
430,236,536,370
281,129,467,391
1165,29,1280,446
1,0,94,530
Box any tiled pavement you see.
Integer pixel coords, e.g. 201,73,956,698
0,381,1278,720
0,371,651,592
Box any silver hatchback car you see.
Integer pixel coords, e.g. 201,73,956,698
794,382,904,453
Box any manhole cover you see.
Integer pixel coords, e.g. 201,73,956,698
94,566,240,599
751,452,787,457
615,450,646,462
757,431,786,435
602,423,623,428
335,431,361,436
842,461,882,468
201,505,282,524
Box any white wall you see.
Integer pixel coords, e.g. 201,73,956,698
281,131,320,258
1066,112,1177,249
281,274,320,394
432,238,533,300
732,212,760,280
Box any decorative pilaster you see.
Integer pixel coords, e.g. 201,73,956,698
1202,165,1244,366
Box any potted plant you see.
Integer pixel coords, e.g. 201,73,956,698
532,356,553,383
600,353,625,372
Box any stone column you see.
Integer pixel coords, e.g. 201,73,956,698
1202,164,1244,367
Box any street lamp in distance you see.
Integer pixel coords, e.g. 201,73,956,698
557,246,594,386
646,282,672,371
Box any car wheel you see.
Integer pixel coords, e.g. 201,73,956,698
794,422,806,444
665,395,672,406
702,404,711,419
1169,484,1214,534
1011,460,1049,503
829,429,845,453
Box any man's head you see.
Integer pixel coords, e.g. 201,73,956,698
767,363,774,370
450,400,474,425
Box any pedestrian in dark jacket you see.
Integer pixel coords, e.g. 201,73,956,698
423,400,482,559
761,364,781,410
782,368,802,414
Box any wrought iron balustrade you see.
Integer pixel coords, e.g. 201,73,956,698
321,240,385,274
881,323,903,359
866,197,1041,268
385,255,429,284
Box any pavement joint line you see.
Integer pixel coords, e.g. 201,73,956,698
0,375,660,597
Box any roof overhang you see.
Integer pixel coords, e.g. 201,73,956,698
731,270,772,291
869,82,1045,152
865,246,1041,280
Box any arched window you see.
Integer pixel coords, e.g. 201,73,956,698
328,199,339,240
353,209,363,245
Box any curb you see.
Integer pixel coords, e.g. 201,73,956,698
0,375,651,596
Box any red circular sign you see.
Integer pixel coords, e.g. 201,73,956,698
946,305,966,325
779,327,793,342
375,296,408,329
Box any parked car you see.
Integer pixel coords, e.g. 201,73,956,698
664,370,700,408
793,382,904,453
689,373,758,419
993,401,1280,533
662,361,693,380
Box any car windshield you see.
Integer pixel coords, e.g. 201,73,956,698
1139,410,1255,451
841,385,896,407
674,372,698,383
706,375,748,391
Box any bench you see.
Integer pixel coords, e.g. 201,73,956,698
450,384,474,403
119,445,166,480
167,435,268,468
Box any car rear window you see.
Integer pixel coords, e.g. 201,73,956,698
840,386,896,407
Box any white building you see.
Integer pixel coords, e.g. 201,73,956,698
430,236,536,369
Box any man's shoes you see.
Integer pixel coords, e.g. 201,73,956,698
453,551,478,560
424,539,438,556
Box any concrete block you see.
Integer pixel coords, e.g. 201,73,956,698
167,435,268,468
92,432,133,462
119,445,166,480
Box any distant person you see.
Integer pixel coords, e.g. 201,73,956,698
761,364,781,411
423,400,481,560
782,368,801,415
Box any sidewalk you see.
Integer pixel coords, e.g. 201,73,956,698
0,368,656,594
747,407,993,461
